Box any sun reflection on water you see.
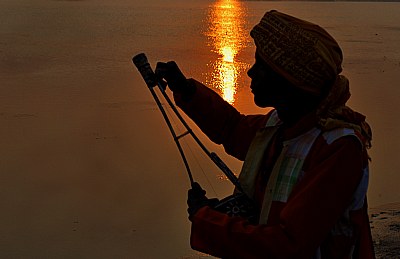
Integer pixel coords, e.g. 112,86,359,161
205,0,249,105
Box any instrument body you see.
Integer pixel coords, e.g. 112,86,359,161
214,193,259,224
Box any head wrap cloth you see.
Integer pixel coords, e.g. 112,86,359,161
251,10,372,148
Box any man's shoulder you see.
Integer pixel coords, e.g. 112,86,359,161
321,127,360,145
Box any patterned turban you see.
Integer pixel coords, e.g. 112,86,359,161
251,10,372,148
250,10,343,96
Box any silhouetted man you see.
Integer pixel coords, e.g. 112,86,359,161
156,10,374,259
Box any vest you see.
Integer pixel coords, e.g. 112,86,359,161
238,110,369,226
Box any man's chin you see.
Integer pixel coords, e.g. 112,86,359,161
254,99,270,108
253,94,277,108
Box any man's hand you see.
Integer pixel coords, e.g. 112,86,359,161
187,182,219,219
155,61,195,97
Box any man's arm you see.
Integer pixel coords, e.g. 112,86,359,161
174,79,270,161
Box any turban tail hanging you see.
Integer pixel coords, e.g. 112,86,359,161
250,10,372,148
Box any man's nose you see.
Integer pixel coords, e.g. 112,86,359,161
247,65,255,78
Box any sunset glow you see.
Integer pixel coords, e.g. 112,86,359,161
206,0,247,104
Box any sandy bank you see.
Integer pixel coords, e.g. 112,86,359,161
370,202,400,258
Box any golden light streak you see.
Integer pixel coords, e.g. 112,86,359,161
206,0,247,104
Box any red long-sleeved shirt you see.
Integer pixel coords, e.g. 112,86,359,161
174,79,375,259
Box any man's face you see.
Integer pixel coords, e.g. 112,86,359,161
247,53,293,108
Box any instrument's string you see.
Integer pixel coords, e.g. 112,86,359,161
160,90,218,196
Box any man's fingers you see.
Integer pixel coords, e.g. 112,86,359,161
155,62,168,78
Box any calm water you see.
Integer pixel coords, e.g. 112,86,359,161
1,0,400,258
